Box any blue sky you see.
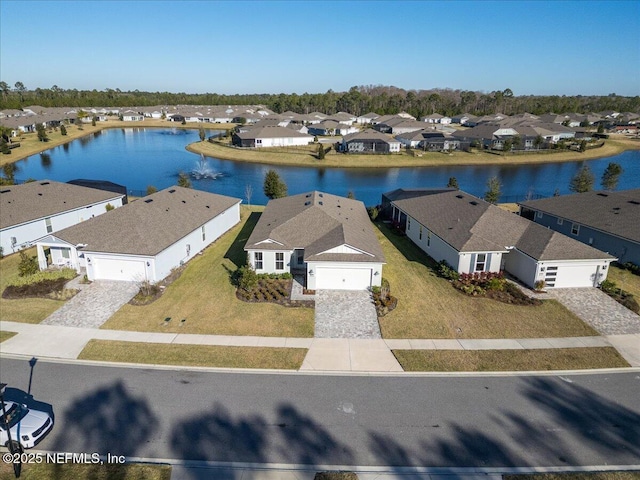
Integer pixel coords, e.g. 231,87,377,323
1,0,638,96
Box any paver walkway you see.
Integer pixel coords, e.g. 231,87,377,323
42,280,139,328
314,290,381,339
549,287,640,335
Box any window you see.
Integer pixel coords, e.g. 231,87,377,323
419,226,422,240
62,248,70,259
296,250,304,265
427,231,431,247
571,223,580,235
254,252,263,269
475,253,487,272
276,252,284,270
557,218,563,226
536,211,543,219
45,217,53,233
201,226,206,241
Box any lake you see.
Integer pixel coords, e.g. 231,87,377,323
13,127,640,205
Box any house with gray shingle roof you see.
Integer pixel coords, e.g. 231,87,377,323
341,129,401,153
388,189,615,289
245,191,385,290
232,125,313,148
519,189,640,267
1,180,126,256
35,186,241,282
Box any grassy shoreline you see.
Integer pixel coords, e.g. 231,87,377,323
2,119,638,169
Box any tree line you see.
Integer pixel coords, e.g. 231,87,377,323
1,82,638,118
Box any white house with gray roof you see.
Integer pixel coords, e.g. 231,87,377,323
245,192,385,291
35,187,241,282
232,125,313,148
388,189,615,289
0,180,125,256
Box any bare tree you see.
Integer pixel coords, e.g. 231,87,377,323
245,183,253,207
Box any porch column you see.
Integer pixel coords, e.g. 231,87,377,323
36,244,47,271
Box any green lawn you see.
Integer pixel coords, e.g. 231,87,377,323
607,265,640,301
0,330,17,342
0,248,65,323
102,207,315,337
394,347,630,372
375,222,599,339
0,462,171,480
79,340,307,369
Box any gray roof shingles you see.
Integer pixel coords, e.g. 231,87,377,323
393,190,614,261
1,180,124,230
519,189,640,243
245,191,385,263
53,186,241,256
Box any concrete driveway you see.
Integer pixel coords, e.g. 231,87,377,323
42,280,139,328
314,289,381,339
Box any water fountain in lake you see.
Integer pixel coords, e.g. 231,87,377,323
191,155,222,180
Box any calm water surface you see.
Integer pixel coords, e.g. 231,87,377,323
14,127,640,205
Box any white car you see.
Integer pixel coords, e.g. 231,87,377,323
1,401,54,450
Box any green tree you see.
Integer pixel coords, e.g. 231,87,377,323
569,165,595,193
36,123,49,142
2,163,17,184
263,169,287,199
502,138,513,153
0,138,11,155
484,176,501,204
18,251,39,277
60,124,67,136
105,203,115,211
446,177,459,189
579,140,587,152
317,143,325,159
14,81,25,103
601,162,623,191
512,135,522,150
91,116,97,126
597,123,605,134
177,172,192,189
347,190,355,199
146,185,158,195
534,135,544,150
199,127,206,142
0,81,9,101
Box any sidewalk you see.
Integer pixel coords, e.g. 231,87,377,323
2,320,638,369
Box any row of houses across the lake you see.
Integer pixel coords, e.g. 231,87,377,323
2,180,637,291
2,105,638,154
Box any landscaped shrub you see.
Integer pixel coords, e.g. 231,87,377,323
371,278,398,317
436,260,460,281
367,206,379,221
600,279,639,313
234,265,258,291
18,251,39,277
8,268,76,287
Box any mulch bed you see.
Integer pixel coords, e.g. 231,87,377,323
129,265,186,306
485,282,542,306
236,279,314,307
2,277,77,300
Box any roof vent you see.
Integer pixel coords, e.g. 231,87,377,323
319,201,323,205
597,193,608,197
629,200,640,205
304,201,310,206
169,189,176,193
144,199,153,203
306,193,311,198
613,207,620,211
456,194,464,199
38,193,43,196
0,189,10,193
470,201,478,206
40,182,50,185
206,205,210,209
319,193,323,197
182,200,186,204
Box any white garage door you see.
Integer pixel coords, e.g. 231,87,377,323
315,267,372,290
93,257,146,282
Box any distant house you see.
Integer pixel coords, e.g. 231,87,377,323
387,189,615,289
519,189,640,267
0,180,125,255
35,187,241,282
356,112,380,125
307,120,358,136
232,125,313,148
421,113,452,124
245,191,385,290
340,129,401,154
121,111,144,122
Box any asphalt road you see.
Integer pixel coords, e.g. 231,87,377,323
1,358,639,469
